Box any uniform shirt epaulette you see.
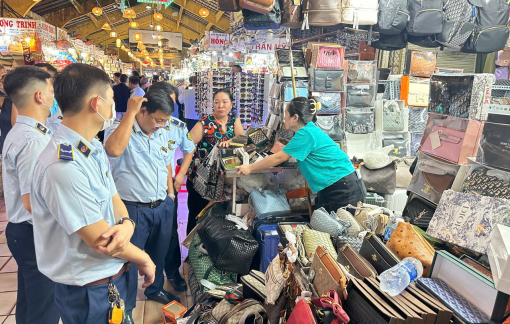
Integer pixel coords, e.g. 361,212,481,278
36,123,49,135
58,143,74,161
171,118,185,129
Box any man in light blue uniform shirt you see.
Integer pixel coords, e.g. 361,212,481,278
30,64,156,324
104,90,177,324
148,84,195,293
35,63,63,134
2,66,60,324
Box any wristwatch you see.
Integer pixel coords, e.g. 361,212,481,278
118,217,135,230
168,193,175,199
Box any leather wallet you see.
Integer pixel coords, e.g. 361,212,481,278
287,299,316,324
359,232,400,275
337,244,377,280
310,68,344,91
311,246,348,300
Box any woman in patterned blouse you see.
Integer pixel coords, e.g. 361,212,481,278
184,88,244,234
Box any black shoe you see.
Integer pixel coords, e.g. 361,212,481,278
146,290,181,305
168,275,187,292
123,312,135,324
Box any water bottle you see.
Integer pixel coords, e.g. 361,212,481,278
379,257,424,296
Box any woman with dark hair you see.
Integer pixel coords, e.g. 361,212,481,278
236,97,366,213
184,88,244,233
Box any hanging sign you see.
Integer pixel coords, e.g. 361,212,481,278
128,29,182,50
249,38,288,53
136,0,174,8
39,21,56,41
0,18,40,36
208,32,230,50
56,27,68,41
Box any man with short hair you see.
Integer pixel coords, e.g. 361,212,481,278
114,72,121,85
141,77,150,93
150,82,194,294
232,65,242,73
113,74,130,120
30,64,156,323
131,70,140,78
104,90,179,324
35,63,62,133
179,76,199,132
2,66,60,324
129,76,145,98
34,63,58,78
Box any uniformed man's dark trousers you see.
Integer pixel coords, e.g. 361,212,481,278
54,272,128,324
6,222,60,324
125,196,174,310
164,191,181,279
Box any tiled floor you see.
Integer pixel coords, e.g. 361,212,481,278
0,147,193,324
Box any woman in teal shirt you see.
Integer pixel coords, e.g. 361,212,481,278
236,97,366,212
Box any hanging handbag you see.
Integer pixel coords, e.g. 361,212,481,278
406,50,437,78
310,68,344,92
218,0,241,11
280,0,302,28
386,222,435,277
315,115,344,141
360,161,397,195
392,157,414,188
249,188,291,219
311,246,348,298
359,232,400,274
316,46,344,69
351,203,392,235
301,0,343,27
345,84,376,107
345,108,375,134
303,228,338,260
243,0,281,30
382,100,405,131
276,49,306,66
337,244,377,279
341,0,379,28
239,0,275,14
311,207,352,237
198,217,259,275
402,193,437,230
311,91,342,114
193,146,227,202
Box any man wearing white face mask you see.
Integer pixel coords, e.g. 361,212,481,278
2,66,60,324
30,64,156,323
104,90,177,324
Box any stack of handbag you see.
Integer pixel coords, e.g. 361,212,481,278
307,43,346,146
345,60,377,135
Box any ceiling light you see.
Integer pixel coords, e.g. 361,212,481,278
149,23,154,28
116,38,121,48
146,5,151,9
133,32,142,42
154,24,162,32
92,7,102,16
123,8,136,19
129,21,139,28
153,12,163,21
110,31,117,38
102,23,111,30
199,8,209,18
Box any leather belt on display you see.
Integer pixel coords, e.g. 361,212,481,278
123,199,164,209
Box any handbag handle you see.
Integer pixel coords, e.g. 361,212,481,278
319,290,350,324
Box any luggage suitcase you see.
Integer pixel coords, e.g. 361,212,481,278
218,0,241,11
239,0,275,14
252,219,280,273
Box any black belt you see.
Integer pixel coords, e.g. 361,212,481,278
123,199,164,209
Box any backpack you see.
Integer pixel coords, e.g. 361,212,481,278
462,0,510,53
407,0,445,36
436,0,477,50
376,0,410,34
371,32,408,50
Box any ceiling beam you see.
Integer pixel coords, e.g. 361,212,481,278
176,0,186,30
43,0,117,28
205,22,213,31
171,0,230,31
68,0,83,13
87,13,99,28
215,11,225,22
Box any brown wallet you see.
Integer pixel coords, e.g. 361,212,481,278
337,244,377,279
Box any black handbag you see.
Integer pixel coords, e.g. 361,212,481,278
402,193,437,230
276,49,306,67
198,217,259,275
243,0,282,30
360,161,397,195
345,84,376,107
359,232,400,275
310,68,344,91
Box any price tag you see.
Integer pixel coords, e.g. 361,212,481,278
430,131,441,150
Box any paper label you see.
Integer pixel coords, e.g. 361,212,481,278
401,262,418,282
430,131,441,150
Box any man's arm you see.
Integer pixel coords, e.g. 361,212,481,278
104,97,146,157
167,164,175,199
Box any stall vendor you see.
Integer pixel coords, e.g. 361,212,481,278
236,97,366,213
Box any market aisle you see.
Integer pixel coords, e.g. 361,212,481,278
0,177,192,324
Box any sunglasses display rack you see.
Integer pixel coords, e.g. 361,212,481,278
193,69,272,128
